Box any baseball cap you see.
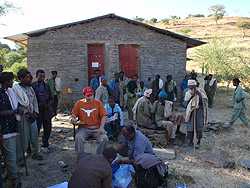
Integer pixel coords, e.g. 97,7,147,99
83,87,94,97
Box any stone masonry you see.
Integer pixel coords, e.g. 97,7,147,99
27,17,187,102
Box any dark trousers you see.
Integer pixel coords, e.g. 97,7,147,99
104,120,120,141
52,95,58,116
37,105,52,147
135,165,162,188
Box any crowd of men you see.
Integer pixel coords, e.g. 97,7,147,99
0,65,61,188
0,64,249,188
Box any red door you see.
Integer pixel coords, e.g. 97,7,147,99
88,44,105,82
119,44,139,79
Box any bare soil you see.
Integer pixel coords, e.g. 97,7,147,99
21,88,250,188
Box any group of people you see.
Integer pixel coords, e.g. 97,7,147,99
0,63,248,188
0,65,61,188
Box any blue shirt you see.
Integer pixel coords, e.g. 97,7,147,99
32,81,51,105
90,77,100,91
180,79,188,91
127,130,154,159
104,103,124,127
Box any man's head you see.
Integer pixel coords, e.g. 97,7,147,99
51,71,57,79
36,69,46,82
0,64,3,72
144,89,152,99
155,74,160,80
108,96,116,108
102,147,117,164
100,77,107,86
17,68,33,86
188,79,197,90
0,72,14,88
139,81,144,88
184,74,189,80
208,74,213,80
83,86,94,101
119,71,124,78
166,75,173,82
121,123,136,141
94,70,100,77
114,73,120,81
233,78,240,86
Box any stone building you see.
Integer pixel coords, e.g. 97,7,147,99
6,14,205,100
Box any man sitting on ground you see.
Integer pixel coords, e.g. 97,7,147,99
71,87,107,156
133,89,154,129
68,147,117,188
152,91,177,145
118,123,167,188
104,97,124,141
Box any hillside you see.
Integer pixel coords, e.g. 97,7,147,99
151,16,250,72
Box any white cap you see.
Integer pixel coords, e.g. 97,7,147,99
188,79,197,86
144,89,153,97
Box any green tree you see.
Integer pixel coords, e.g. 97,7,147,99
209,4,226,24
170,15,181,20
237,20,250,38
193,38,249,87
134,16,144,22
0,0,15,16
150,18,158,23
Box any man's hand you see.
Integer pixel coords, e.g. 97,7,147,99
70,116,78,125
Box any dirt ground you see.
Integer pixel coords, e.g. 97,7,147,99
21,88,250,188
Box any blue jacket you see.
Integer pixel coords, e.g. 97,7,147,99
90,77,100,91
104,103,124,127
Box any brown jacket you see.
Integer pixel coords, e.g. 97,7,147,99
68,154,112,188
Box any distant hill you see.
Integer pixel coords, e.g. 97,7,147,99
147,16,250,72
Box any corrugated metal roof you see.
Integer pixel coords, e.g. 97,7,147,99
5,13,206,48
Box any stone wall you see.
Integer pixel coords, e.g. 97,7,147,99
27,18,187,102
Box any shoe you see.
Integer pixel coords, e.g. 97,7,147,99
41,147,50,153
32,153,43,160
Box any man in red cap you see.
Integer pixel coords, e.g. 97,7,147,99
71,86,107,156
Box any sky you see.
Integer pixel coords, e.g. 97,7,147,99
0,0,249,47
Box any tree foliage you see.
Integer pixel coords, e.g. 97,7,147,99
193,38,250,87
134,16,144,22
209,4,226,24
170,15,181,20
0,43,27,74
0,0,15,16
150,18,158,23
237,19,250,38
187,14,205,18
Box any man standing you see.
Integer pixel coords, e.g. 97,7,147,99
133,89,153,129
68,147,117,188
184,80,208,149
118,71,128,110
95,77,109,105
151,75,163,102
0,72,20,188
90,70,100,92
32,69,53,152
108,73,120,105
47,71,61,117
204,74,217,108
164,75,177,102
152,91,177,145
229,78,248,127
126,76,138,120
13,69,43,160
71,87,107,155
136,81,147,98
104,97,124,141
